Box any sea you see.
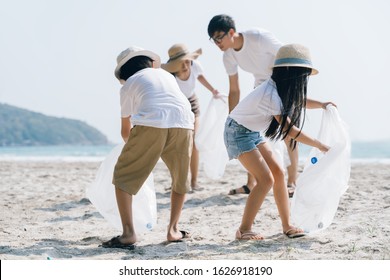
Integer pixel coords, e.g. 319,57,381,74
0,141,390,163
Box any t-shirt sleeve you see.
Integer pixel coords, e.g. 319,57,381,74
258,29,282,56
120,89,133,118
223,51,238,76
192,60,204,77
269,93,282,115
258,88,282,116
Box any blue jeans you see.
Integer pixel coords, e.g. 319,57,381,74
224,117,265,160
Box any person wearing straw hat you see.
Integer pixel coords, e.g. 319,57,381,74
162,43,220,191
223,43,335,239
101,46,195,249
208,14,318,197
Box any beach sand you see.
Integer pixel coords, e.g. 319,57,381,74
0,160,389,260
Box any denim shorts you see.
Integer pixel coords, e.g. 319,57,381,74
224,117,265,160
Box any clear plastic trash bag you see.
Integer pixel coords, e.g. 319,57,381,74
291,105,351,233
86,143,157,234
268,139,291,169
195,95,229,179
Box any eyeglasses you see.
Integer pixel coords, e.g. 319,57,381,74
210,32,228,44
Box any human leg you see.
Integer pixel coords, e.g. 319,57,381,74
107,126,167,247
101,187,136,249
237,148,274,236
258,142,304,237
114,187,136,244
167,190,190,241
190,116,201,190
161,128,193,241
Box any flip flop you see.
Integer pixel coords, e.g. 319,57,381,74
100,236,136,250
287,185,295,198
228,185,251,195
284,228,305,239
235,229,264,240
169,230,192,243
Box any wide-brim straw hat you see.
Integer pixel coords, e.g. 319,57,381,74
114,46,161,80
273,44,318,75
161,44,202,73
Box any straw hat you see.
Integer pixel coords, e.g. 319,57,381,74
114,46,161,80
273,44,318,75
161,44,202,73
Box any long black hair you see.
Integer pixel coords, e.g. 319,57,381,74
265,66,312,149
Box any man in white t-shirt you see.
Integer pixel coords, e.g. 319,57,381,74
101,46,194,249
207,14,298,196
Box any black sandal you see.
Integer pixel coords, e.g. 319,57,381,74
228,185,251,195
287,185,295,198
100,236,136,250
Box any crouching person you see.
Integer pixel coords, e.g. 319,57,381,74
102,46,194,249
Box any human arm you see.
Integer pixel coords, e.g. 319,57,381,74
121,117,131,143
306,98,337,109
197,74,219,96
274,115,329,152
228,73,240,112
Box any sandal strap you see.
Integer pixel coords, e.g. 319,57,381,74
242,185,251,194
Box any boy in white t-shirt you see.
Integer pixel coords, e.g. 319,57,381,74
162,44,219,191
101,46,194,249
208,14,302,197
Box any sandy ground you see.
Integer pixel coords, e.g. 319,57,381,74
0,160,389,260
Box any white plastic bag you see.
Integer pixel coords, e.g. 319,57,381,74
291,105,351,233
267,139,291,169
86,143,157,234
195,95,229,179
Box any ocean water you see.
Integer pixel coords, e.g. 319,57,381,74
0,145,116,162
0,141,389,163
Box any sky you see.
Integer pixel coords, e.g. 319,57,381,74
1,0,389,144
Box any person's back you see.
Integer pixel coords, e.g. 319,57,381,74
101,46,194,249
120,67,194,129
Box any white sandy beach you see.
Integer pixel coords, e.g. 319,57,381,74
0,160,389,260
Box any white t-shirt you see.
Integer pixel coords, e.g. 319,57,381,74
229,79,282,132
223,28,282,87
175,60,204,98
120,68,194,129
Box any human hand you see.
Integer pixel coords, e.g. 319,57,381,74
322,102,337,109
212,89,220,96
318,142,330,153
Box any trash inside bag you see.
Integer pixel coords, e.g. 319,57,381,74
195,95,229,179
291,105,351,233
86,143,157,234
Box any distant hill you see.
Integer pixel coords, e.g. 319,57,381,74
0,103,109,146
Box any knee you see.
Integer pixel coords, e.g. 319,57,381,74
272,166,285,183
258,173,274,191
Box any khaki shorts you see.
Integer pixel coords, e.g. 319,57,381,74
113,126,193,195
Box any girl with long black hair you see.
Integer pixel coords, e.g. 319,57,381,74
224,44,336,240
